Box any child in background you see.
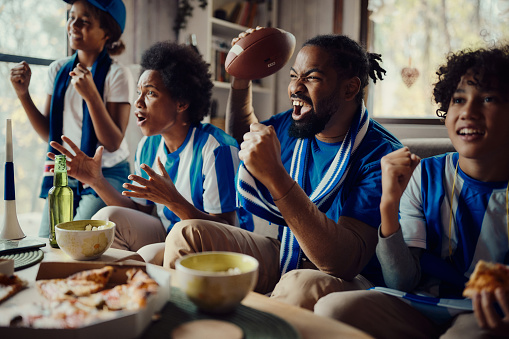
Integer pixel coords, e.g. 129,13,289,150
314,45,509,338
10,0,134,238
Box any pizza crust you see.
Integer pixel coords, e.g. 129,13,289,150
35,266,114,300
463,260,509,298
0,273,28,304
68,265,114,285
78,268,159,311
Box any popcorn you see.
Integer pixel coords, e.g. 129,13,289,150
226,267,242,275
84,224,108,231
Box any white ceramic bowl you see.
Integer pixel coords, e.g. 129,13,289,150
55,219,116,260
175,251,259,314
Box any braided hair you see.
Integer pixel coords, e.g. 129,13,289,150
303,35,386,105
433,45,509,118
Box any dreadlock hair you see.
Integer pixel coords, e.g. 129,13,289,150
140,41,213,125
433,45,509,118
303,34,386,105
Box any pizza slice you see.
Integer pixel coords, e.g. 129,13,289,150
0,273,28,304
112,268,158,310
78,268,158,311
36,266,114,301
7,300,119,329
463,260,509,298
67,265,114,285
3,266,160,329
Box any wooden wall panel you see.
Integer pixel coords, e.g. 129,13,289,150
115,0,177,66
275,0,334,114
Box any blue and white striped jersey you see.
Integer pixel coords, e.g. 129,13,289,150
262,109,401,285
400,152,509,297
131,123,240,232
264,109,402,228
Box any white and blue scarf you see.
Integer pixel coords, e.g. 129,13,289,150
40,49,112,198
237,104,369,275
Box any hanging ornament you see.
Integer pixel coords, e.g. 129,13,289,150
401,57,419,88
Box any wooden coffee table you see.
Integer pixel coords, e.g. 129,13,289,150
11,239,372,339
13,238,145,281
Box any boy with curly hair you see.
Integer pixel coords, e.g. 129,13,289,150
314,45,509,338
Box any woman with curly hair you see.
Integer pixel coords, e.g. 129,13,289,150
314,45,509,338
48,41,241,252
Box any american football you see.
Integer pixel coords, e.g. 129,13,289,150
225,27,296,80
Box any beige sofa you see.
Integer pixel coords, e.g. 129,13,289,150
400,138,455,159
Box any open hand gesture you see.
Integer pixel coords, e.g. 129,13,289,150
47,135,103,186
122,157,181,206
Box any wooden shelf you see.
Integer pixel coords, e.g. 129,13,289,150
211,17,250,36
179,0,278,126
213,80,272,93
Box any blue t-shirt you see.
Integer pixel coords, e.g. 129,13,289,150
131,123,240,232
264,109,402,284
400,153,509,297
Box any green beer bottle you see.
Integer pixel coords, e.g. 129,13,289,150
48,154,73,248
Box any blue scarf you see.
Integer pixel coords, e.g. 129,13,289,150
236,104,370,275
39,49,112,198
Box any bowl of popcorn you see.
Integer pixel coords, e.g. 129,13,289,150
175,251,259,314
55,219,116,260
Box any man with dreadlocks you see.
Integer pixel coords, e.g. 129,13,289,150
161,34,402,309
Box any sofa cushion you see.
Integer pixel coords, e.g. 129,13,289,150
400,138,455,159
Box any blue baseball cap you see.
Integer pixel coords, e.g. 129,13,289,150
64,0,126,33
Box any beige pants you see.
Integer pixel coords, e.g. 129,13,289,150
93,206,167,252
315,290,498,339
270,269,374,311
151,219,374,310
163,219,281,294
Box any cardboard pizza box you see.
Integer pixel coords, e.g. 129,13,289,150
0,261,171,339
0,259,14,275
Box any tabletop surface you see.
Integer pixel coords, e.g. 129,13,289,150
3,238,372,339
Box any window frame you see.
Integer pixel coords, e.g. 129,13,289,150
0,3,70,216
359,0,445,126
0,54,55,66
0,4,70,67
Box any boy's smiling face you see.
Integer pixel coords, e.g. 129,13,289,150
446,70,509,162
67,0,108,54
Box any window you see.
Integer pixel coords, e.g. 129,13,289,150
367,0,509,119
0,0,67,216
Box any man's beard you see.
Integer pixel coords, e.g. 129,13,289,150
288,112,329,139
288,95,336,139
